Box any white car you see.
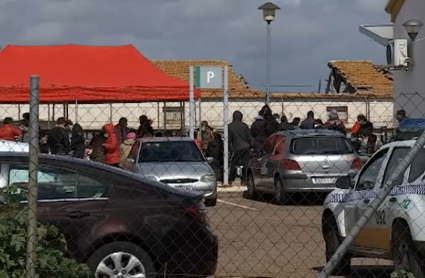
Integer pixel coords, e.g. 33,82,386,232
322,139,425,277
0,140,29,152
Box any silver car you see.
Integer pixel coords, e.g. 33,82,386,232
246,129,361,204
125,137,218,206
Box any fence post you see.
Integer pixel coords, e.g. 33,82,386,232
189,66,195,139
318,130,425,278
223,66,229,186
25,75,40,278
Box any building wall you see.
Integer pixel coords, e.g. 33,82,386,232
0,99,393,130
393,0,425,118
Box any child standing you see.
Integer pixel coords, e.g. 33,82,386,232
120,132,136,167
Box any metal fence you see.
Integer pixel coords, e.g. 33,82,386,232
2,76,425,278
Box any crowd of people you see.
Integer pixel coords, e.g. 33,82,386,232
0,113,156,168
0,107,408,186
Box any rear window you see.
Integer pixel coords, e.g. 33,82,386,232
290,136,353,155
138,141,204,163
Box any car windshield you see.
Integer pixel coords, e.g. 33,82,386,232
291,136,353,155
138,141,204,163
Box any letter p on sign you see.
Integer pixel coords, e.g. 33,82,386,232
207,71,215,83
195,66,223,89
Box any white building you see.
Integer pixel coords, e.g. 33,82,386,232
361,0,425,118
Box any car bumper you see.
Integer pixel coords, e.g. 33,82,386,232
169,181,217,200
162,226,218,277
281,171,357,193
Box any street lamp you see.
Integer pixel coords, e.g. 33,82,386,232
258,2,280,104
403,19,423,41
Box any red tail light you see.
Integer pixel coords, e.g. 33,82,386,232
188,203,208,224
351,157,362,170
281,159,301,171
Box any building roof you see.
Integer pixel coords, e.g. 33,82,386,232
385,0,405,22
151,60,264,99
151,59,394,100
328,61,393,97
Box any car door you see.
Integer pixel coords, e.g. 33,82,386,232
254,135,279,191
124,140,141,171
262,135,286,190
375,147,410,251
6,163,109,262
343,148,390,249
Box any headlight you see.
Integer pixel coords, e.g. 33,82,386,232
145,175,158,181
201,174,216,182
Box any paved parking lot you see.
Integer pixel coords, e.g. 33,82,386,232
208,189,393,278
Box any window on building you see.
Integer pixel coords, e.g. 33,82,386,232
163,106,183,126
326,106,348,124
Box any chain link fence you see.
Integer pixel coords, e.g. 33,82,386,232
1,76,425,278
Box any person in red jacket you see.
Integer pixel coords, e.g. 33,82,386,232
102,123,120,167
0,117,21,141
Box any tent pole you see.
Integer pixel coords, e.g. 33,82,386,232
52,104,55,123
163,102,167,132
198,99,202,131
181,101,186,136
109,103,113,123
47,104,51,129
75,100,78,124
157,102,160,131
18,104,21,121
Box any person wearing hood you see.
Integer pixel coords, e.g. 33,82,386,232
137,115,154,138
229,110,253,185
69,123,85,158
354,114,373,138
324,109,346,135
102,123,120,167
300,111,315,129
120,132,136,167
250,105,277,152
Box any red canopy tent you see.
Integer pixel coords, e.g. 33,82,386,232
0,44,199,104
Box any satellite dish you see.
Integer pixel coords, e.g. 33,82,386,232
386,43,393,65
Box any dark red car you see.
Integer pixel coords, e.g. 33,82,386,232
2,152,218,278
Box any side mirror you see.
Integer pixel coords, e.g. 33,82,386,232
126,158,135,164
336,176,352,190
206,157,214,163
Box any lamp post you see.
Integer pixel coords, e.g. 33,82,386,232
258,2,280,104
403,19,423,41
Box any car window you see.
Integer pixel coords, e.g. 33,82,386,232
139,141,204,163
129,141,141,160
290,136,353,155
9,165,109,200
356,149,388,191
382,148,409,188
408,148,425,183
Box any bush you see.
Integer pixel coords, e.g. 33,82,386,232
0,186,91,278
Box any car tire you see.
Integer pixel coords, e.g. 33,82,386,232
245,173,259,200
274,178,286,205
206,197,217,207
323,216,351,276
86,241,157,278
392,222,425,278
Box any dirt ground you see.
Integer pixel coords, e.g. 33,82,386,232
208,191,393,278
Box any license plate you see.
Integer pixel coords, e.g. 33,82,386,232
312,177,337,184
175,185,194,190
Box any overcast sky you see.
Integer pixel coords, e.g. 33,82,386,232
0,0,390,92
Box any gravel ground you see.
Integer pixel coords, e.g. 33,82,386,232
208,191,393,278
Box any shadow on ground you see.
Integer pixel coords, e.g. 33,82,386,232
243,191,329,206
313,265,394,277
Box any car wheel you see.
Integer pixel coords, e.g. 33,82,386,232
392,223,425,278
87,241,156,278
274,178,286,205
323,216,351,276
206,197,217,207
245,173,259,200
